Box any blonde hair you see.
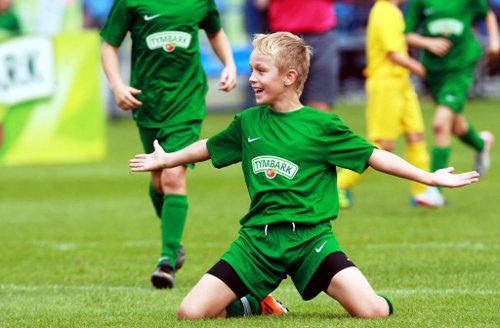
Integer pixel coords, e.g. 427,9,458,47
252,32,312,95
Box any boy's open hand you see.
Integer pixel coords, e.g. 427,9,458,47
431,167,479,188
129,140,166,172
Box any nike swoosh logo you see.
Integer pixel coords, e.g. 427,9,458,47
144,14,160,21
315,241,327,253
248,136,261,143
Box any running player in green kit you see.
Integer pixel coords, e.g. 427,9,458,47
129,32,479,320
100,0,237,289
404,0,499,200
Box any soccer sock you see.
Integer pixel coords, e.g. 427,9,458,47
431,146,451,193
226,295,261,317
337,167,369,190
159,194,188,268
377,294,394,315
458,125,484,152
431,146,452,172
405,141,430,195
149,182,163,219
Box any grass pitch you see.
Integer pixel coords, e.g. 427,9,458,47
1,100,499,327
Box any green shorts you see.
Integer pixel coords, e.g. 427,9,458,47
138,120,202,168
426,64,476,114
221,221,342,300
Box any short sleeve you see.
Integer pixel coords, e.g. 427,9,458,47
324,115,376,173
199,0,222,33
377,7,405,53
207,114,242,168
99,0,132,47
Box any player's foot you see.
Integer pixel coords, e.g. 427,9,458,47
411,187,445,208
151,260,175,289
338,188,352,209
475,131,494,176
175,244,185,270
260,295,288,315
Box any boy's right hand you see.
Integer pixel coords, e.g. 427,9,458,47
113,84,143,110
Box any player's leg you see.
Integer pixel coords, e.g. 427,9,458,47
400,83,443,207
296,247,392,318
326,266,392,318
151,121,202,289
300,30,339,112
151,165,188,289
178,259,286,320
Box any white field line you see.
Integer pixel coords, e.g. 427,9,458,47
0,284,498,296
28,240,500,251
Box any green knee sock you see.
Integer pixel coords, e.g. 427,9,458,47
431,146,452,172
159,194,188,268
149,183,163,219
459,125,484,152
226,295,261,317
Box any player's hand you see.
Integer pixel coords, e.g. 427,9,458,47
430,167,479,188
486,43,500,70
218,65,237,92
425,37,452,57
113,84,143,110
129,140,167,172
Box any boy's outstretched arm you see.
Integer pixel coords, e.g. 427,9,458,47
129,139,210,172
367,149,480,188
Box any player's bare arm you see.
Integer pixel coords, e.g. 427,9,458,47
406,33,452,57
486,11,500,62
129,139,210,172
388,52,426,77
368,149,480,188
206,29,237,92
101,42,143,110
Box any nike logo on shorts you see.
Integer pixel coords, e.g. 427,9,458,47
144,14,160,21
315,241,327,253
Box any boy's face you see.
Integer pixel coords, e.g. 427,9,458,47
248,50,288,106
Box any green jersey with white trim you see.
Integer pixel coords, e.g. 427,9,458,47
207,106,376,227
404,0,489,72
100,0,221,128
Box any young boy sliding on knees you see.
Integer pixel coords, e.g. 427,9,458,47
129,32,479,320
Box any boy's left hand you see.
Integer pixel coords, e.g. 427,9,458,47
218,66,237,92
431,167,479,188
129,140,167,172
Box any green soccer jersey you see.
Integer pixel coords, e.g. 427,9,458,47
404,0,489,73
207,106,376,227
100,0,222,128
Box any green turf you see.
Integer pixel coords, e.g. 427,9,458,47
1,99,499,327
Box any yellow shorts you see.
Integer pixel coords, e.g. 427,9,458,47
365,77,424,141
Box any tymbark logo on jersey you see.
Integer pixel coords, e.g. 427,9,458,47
252,156,299,179
146,31,192,52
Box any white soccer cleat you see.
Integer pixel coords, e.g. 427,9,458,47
475,131,494,176
411,186,445,208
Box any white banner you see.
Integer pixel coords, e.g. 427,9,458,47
0,36,55,105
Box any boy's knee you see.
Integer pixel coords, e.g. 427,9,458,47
177,305,204,320
349,296,392,318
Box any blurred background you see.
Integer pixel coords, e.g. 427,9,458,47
1,0,499,166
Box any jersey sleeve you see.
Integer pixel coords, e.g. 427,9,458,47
377,6,405,54
404,0,422,34
324,115,376,173
199,0,222,33
99,0,132,47
206,114,242,168
475,0,489,19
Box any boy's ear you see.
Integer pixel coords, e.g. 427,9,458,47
284,69,299,87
